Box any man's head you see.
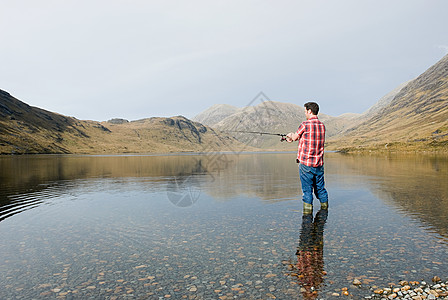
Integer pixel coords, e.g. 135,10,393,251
304,102,319,119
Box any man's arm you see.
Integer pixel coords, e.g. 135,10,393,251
286,123,305,143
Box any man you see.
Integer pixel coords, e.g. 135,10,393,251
286,102,328,213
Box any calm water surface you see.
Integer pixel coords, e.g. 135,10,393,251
0,152,447,299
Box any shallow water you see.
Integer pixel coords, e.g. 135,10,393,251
0,152,447,299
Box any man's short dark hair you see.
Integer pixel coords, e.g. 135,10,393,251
304,102,319,115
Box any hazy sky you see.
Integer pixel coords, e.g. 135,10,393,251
1,0,447,121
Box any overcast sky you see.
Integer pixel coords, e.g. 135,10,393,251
1,0,447,121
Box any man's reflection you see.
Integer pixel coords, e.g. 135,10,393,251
293,209,328,299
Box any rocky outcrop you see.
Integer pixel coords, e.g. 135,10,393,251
107,118,129,124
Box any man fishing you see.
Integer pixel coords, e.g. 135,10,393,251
286,102,329,214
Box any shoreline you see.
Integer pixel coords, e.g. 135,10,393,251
357,277,448,299
2,147,448,156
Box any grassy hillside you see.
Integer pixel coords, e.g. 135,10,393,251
0,90,249,155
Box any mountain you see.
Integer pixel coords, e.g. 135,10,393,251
3,53,447,154
193,104,239,126
194,101,359,149
0,89,107,154
196,54,448,152
0,90,248,154
362,80,411,119
320,80,412,140
328,54,448,151
207,101,345,149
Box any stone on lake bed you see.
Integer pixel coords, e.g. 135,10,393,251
134,264,147,269
189,286,197,292
401,285,411,291
353,279,362,285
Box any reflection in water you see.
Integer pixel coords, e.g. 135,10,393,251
1,153,448,238
166,175,201,207
0,154,223,221
0,153,300,221
291,210,328,299
1,153,448,299
326,153,448,240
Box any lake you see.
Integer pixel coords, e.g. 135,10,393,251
0,152,447,299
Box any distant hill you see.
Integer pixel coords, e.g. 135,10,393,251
328,53,448,151
0,90,248,154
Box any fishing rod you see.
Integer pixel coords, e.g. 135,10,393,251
226,131,288,142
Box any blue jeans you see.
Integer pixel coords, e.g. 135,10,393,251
299,163,328,205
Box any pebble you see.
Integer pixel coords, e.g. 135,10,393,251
353,279,362,285
367,279,448,299
189,286,197,292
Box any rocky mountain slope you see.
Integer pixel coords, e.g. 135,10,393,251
193,104,239,127
207,101,315,150
328,54,448,151
0,90,248,154
194,100,361,149
362,80,411,119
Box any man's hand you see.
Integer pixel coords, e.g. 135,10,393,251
286,132,298,143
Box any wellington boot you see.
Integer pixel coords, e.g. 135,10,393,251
320,202,328,210
303,202,313,214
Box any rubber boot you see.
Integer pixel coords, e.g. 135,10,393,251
320,201,328,210
303,202,313,214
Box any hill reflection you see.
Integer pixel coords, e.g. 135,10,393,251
326,153,448,240
1,153,447,241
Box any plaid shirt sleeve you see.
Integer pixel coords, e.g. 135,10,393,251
296,116,326,167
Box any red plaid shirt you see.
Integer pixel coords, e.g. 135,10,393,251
296,116,326,167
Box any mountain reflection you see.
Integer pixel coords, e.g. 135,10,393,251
326,153,448,240
1,152,447,240
288,210,328,300
0,155,211,222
